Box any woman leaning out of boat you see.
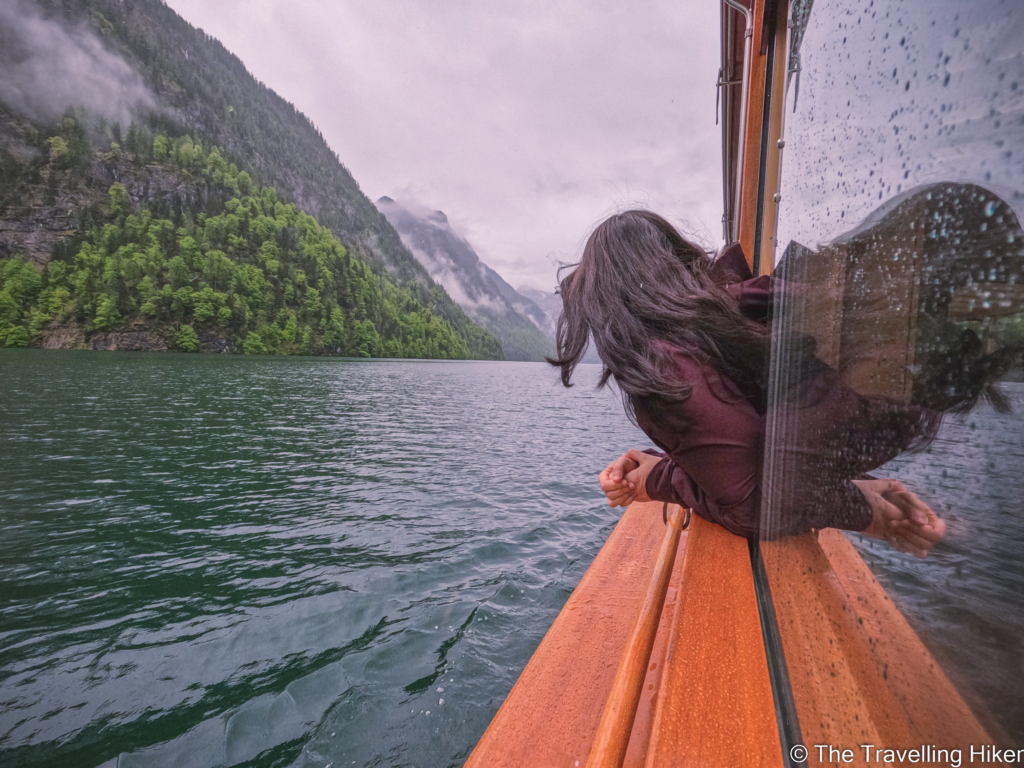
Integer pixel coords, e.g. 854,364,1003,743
548,209,947,557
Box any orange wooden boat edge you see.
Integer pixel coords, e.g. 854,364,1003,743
644,515,784,768
463,501,682,768
464,514,994,768
585,505,686,768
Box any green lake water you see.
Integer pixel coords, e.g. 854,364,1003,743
0,350,650,768
1,350,1021,766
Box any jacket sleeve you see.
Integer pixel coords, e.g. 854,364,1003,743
637,348,876,538
637,350,767,537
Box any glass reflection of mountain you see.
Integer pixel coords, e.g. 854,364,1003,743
778,182,1024,413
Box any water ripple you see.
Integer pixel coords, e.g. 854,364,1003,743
0,351,644,767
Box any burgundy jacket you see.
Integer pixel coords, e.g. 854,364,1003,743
634,245,929,539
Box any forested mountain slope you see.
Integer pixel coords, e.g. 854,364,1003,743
0,0,503,358
0,126,500,357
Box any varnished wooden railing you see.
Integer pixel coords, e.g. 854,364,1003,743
585,505,687,768
463,501,688,768
642,515,783,768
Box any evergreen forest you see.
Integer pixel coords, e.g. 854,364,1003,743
0,129,502,358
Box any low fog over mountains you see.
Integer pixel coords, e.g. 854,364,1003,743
377,197,555,362
0,0,157,127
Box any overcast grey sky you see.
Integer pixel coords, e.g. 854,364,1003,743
164,0,724,291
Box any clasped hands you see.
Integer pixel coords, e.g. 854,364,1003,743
598,449,660,508
599,451,946,558
852,478,946,558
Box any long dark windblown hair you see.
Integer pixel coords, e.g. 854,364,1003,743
547,210,768,418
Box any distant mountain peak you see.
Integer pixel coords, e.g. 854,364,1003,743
516,285,602,365
377,196,555,362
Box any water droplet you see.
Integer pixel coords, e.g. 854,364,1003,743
437,686,444,692
985,200,997,216
439,698,445,705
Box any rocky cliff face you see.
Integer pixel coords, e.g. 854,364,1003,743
0,110,241,353
377,197,555,362
0,116,98,265
66,323,230,353
0,113,232,267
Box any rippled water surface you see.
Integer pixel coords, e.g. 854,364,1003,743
2,352,1022,766
0,351,650,768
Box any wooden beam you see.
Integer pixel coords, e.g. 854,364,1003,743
738,0,771,266
586,506,686,768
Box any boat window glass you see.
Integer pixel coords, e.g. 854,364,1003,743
760,0,1024,749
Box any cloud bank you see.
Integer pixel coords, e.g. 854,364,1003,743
0,0,155,126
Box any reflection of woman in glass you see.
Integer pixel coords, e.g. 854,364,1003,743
548,210,946,557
